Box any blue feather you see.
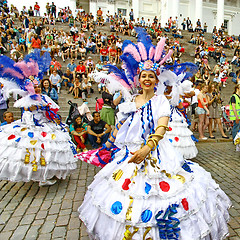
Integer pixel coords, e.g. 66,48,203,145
122,40,136,52
30,94,40,100
135,27,154,57
24,49,51,79
165,62,198,81
0,55,26,89
120,53,138,83
104,64,131,85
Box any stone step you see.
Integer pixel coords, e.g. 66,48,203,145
8,15,237,124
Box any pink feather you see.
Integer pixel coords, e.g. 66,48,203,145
2,68,24,79
159,50,173,65
137,42,147,61
14,61,31,77
149,47,155,60
118,79,131,90
25,81,35,94
112,74,131,89
27,61,39,77
123,44,141,62
154,38,165,61
133,76,139,87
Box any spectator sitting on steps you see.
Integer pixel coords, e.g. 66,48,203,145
87,111,111,149
61,42,70,62
62,68,74,94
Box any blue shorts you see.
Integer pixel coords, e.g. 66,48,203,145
196,107,206,115
62,79,74,87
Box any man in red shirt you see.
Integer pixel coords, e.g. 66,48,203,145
76,61,86,80
50,57,62,74
100,46,109,62
31,34,41,49
34,2,40,16
208,44,215,58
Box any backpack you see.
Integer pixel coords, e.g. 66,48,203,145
95,98,104,112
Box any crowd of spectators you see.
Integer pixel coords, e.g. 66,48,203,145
0,1,239,149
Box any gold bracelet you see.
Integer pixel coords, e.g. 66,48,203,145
149,133,164,140
155,125,169,132
151,138,159,148
146,138,157,150
146,142,154,149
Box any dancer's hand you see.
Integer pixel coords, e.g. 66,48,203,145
96,137,101,144
128,146,151,164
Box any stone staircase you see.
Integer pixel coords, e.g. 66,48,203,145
6,19,238,123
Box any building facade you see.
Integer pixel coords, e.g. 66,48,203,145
90,0,240,35
7,0,240,35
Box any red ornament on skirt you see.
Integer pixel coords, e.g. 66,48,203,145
122,178,131,190
174,137,179,142
181,198,189,211
8,134,16,140
41,132,47,137
159,181,170,192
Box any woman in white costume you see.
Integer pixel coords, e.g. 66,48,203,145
164,77,198,159
78,29,231,239
0,51,77,185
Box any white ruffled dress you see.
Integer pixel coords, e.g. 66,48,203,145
0,95,77,182
165,101,198,159
234,131,240,152
78,95,230,240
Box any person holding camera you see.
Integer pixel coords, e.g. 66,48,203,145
207,82,229,139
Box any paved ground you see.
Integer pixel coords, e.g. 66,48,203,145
0,142,239,240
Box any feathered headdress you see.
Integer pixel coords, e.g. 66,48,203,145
94,28,173,97
162,62,198,106
120,28,173,89
0,49,51,107
93,27,197,101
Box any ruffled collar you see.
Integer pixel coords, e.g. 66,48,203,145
135,94,157,110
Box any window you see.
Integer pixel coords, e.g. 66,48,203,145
224,19,228,30
117,8,127,17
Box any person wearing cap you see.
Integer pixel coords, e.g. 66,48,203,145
116,38,122,49
220,53,226,64
41,43,51,56
84,57,95,69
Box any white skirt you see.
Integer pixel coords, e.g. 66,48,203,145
78,142,230,240
166,107,198,159
0,112,77,182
